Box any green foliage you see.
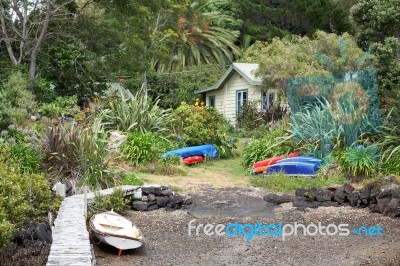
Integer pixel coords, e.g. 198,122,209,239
88,189,130,217
30,77,57,104
9,142,42,173
242,128,295,169
242,32,372,92
170,102,237,158
121,131,175,166
0,144,51,246
373,125,400,175
0,72,37,125
337,146,379,178
121,172,144,186
38,95,80,118
250,171,346,193
235,0,351,42
104,87,172,134
41,118,113,188
147,65,225,109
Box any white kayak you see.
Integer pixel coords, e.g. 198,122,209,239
89,210,143,255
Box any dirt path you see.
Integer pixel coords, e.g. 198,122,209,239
93,187,400,266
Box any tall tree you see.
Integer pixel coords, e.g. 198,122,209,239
233,0,352,43
0,0,78,78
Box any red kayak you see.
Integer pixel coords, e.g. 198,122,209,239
252,152,301,174
183,156,205,165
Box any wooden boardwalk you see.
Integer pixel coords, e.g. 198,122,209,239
46,185,140,266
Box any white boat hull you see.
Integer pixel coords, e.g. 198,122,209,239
93,232,143,250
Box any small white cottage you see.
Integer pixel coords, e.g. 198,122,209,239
195,63,277,125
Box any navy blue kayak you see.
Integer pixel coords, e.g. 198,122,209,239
162,144,218,159
265,156,323,176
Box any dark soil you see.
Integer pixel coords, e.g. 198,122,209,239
0,244,50,266
93,187,400,266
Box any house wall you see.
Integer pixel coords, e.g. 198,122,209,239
206,73,263,125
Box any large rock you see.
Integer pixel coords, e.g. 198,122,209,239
343,183,355,194
147,193,156,202
263,193,293,204
169,195,183,205
156,196,169,207
359,186,371,205
295,188,309,198
160,189,174,197
292,197,322,209
334,188,347,204
314,189,333,202
132,201,156,211
146,204,159,211
383,198,400,218
348,191,360,207
142,186,162,196
377,197,392,213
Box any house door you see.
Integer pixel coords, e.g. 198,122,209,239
236,90,248,115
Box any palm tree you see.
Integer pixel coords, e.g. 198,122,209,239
152,0,240,72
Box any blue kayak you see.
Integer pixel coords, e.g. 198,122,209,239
162,144,218,159
265,157,322,176
276,156,323,164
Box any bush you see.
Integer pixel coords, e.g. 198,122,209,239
38,95,80,118
0,144,51,246
121,172,144,186
0,72,37,125
237,101,287,130
88,189,130,217
242,128,295,169
9,142,42,173
336,146,380,179
41,117,114,188
170,102,237,158
121,131,176,166
250,171,346,193
103,87,172,134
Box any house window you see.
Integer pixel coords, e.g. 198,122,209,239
262,91,275,110
236,90,248,115
209,96,216,107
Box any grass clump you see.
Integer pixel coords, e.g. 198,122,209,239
250,172,346,193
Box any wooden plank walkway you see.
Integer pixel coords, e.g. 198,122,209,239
47,185,141,266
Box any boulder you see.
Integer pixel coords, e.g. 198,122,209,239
348,191,360,207
377,197,392,213
147,193,156,202
359,186,371,205
334,188,347,204
132,201,154,211
383,198,400,218
295,188,309,198
160,189,174,197
145,204,159,211
314,189,333,202
263,193,293,204
142,186,162,196
343,183,355,194
292,197,322,209
156,196,169,207
169,195,183,205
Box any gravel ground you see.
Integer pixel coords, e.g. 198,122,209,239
94,187,400,266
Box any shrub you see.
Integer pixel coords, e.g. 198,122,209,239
237,101,287,130
121,131,176,166
0,144,51,246
41,117,114,188
0,71,37,125
242,128,295,169
38,95,80,118
103,87,172,134
121,172,144,186
336,146,380,179
88,189,130,217
170,102,237,158
250,171,346,193
9,142,42,173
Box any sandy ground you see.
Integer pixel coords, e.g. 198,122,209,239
93,187,400,266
